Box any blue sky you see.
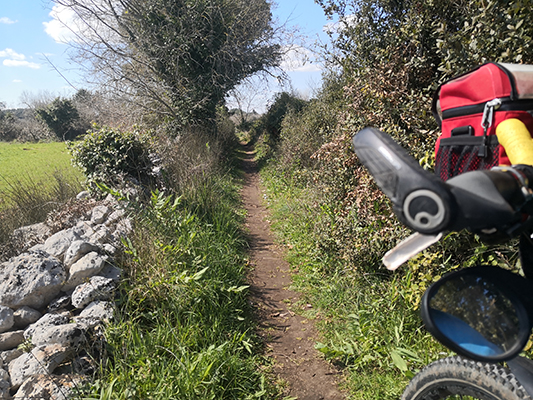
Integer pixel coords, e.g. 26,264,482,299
0,1,332,110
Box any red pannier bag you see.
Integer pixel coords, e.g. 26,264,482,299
433,62,533,181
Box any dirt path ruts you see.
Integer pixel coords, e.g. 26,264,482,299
241,144,345,400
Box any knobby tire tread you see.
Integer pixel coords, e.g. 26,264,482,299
401,356,531,400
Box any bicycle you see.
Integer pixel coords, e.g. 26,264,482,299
352,127,533,400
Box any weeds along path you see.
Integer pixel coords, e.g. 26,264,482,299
240,143,345,400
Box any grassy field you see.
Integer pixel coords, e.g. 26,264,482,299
0,141,84,247
0,141,83,194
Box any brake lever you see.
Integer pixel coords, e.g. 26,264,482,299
383,232,443,270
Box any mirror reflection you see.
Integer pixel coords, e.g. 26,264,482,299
429,275,521,357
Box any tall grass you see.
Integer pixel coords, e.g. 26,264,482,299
81,166,278,399
0,171,83,260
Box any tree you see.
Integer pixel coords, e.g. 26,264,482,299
53,0,284,128
0,103,18,141
35,97,81,140
263,92,308,139
314,0,533,155
227,78,271,130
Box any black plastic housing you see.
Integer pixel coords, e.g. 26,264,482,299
420,266,533,362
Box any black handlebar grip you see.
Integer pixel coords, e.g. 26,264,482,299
353,128,456,234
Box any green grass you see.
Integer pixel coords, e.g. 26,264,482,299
0,141,83,194
0,141,84,253
80,170,281,399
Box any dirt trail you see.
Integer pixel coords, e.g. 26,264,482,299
241,144,345,400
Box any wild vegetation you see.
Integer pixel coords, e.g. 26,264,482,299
1,0,533,398
0,0,286,398
0,142,83,259
248,0,533,398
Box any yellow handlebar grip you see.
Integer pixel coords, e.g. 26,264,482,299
496,118,533,165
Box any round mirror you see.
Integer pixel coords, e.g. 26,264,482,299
421,267,531,361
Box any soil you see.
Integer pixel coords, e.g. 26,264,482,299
240,144,346,400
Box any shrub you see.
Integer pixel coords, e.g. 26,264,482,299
152,108,237,202
68,125,155,191
35,97,82,141
263,92,308,139
277,99,337,173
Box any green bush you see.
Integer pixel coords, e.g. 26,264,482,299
68,125,155,190
276,81,342,174
249,92,308,144
35,97,82,141
263,92,308,139
257,2,533,397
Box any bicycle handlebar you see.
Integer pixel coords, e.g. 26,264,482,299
353,127,533,238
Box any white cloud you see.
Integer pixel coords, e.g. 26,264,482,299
0,49,25,61
3,60,41,69
13,80,22,83
43,4,79,44
0,17,17,24
44,2,122,45
323,14,357,35
0,48,41,69
280,46,322,73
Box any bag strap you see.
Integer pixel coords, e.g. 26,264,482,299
431,86,443,128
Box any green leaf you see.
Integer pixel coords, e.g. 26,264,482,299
390,350,408,372
192,267,209,281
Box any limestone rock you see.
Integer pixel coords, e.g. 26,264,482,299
14,373,85,399
63,240,101,268
88,225,111,244
0,348,23,366
105,209,125,226
102,243,117,256
13,306,41,330
75,301,115,327
0,251,66,310
75,221,96,239
0,307,14,334
71,276,115,309
99,263,122,282
0,331,24,351
113,218,132,239
11,223,51,246
9,344,72,388
76,191,91,200
47,296,72,313
63,252,107,291
24,313,70,341
40,228,82,259
91,205,110,225
0,368,9,399
31,323,87,348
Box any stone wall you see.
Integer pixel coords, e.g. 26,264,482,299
0,194,130,398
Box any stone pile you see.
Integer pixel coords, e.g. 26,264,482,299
0,197,130,399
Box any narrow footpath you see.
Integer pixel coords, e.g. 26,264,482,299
241,144,345,400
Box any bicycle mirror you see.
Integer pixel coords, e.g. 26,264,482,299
420,266,532,362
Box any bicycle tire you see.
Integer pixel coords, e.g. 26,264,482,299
401,356,531,400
